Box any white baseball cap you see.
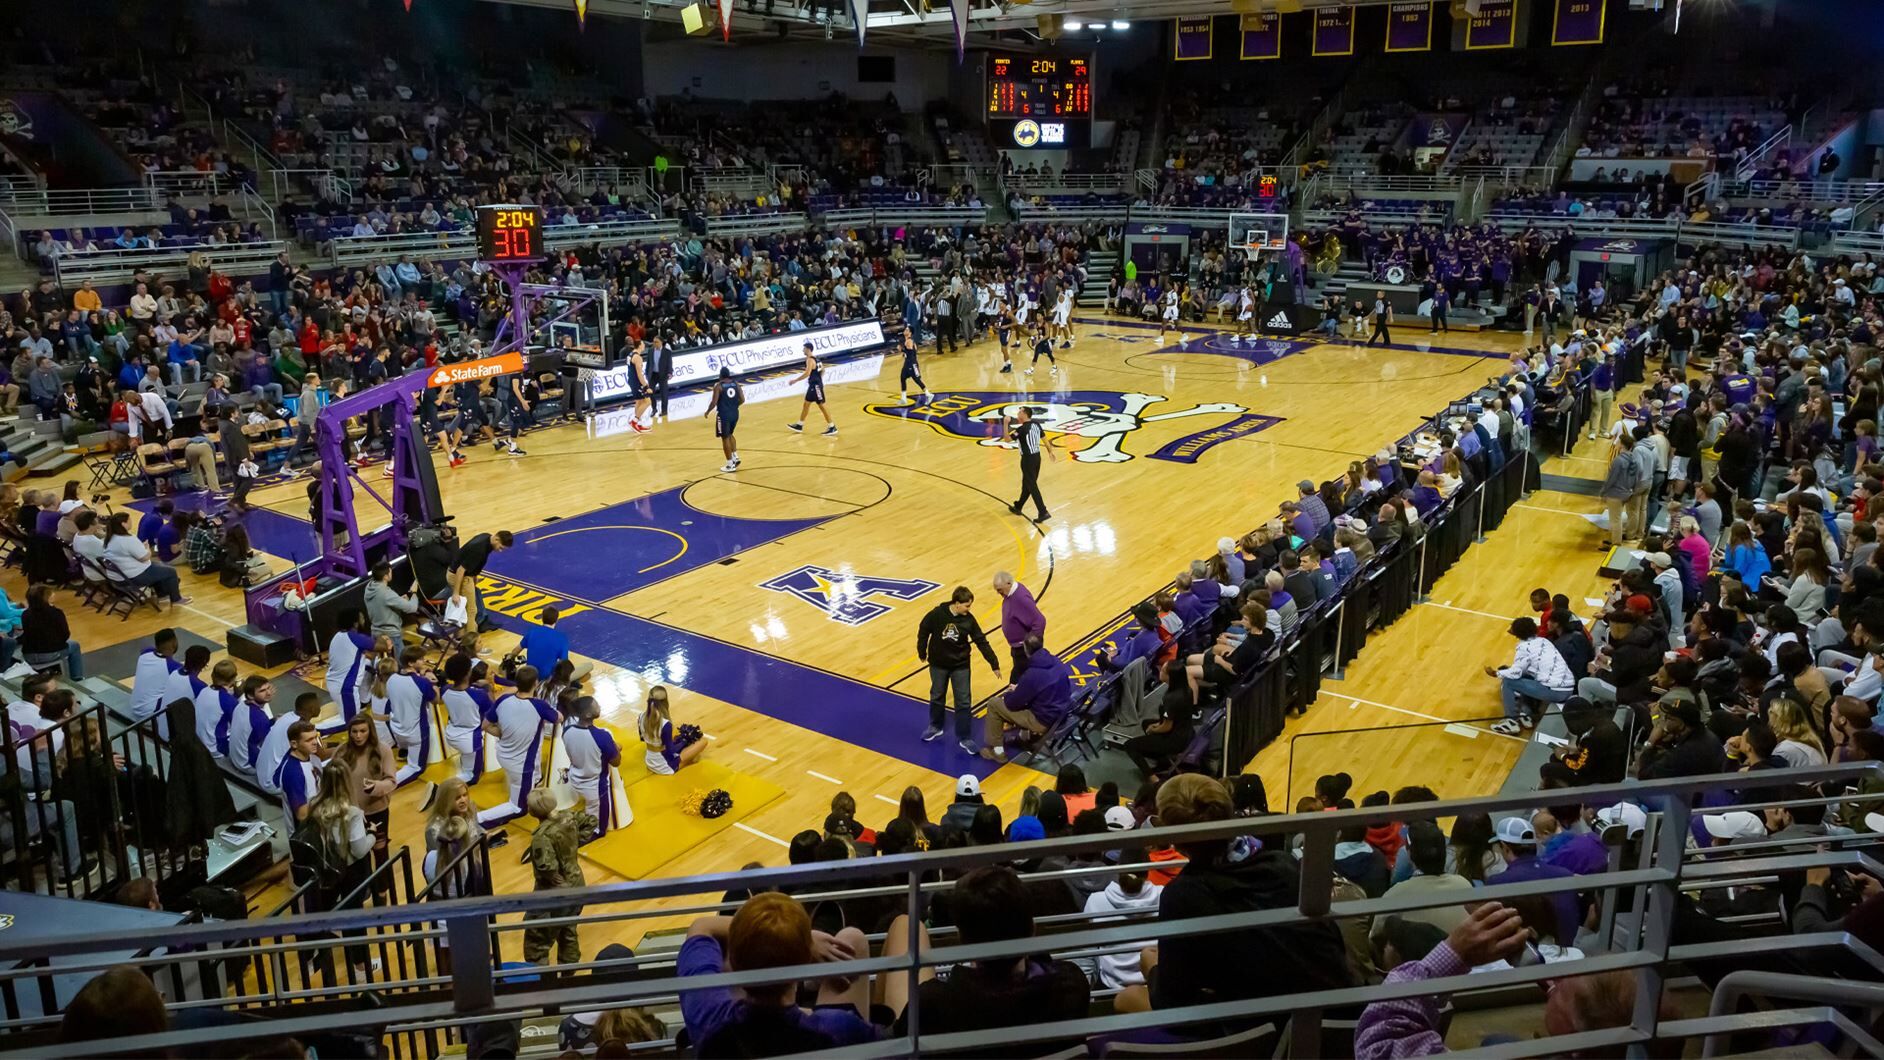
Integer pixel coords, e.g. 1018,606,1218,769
1104,806,1136,831
1593,802,1646,839
1701,811,1765,840
1493,816,1536,846
956,774,981,798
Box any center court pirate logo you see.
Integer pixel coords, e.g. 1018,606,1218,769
864,391,1281,465
761,565,941,625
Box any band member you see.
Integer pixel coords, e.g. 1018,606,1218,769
786,342,836,436
705,367,745,473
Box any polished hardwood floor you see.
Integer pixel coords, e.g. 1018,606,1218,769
46,314,1625,950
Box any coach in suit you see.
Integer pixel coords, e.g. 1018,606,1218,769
646,337,671,417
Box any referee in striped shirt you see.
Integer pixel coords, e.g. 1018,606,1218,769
1008,406,1054,522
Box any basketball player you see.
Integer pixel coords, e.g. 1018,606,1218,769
1008,405,1055,522
626,341,653,434
492,372,529,457
995,303,1016,374
1026,323,1058,377
1236,284,1257,341
897,328,931,403
476,664,558,827
1052,287,1076,349
704,366,744,473
786,342,836,435
440,653,492,784
1158,284,1183,343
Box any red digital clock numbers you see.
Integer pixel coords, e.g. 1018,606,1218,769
477,206,546,263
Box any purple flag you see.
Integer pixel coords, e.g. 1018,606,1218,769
1312,5,1354,56
1465,0,1518,49
1385,2,1433,52
1173,16,1213,61
1552,0,1606,45
950,0,968,59
1240,12,1281,60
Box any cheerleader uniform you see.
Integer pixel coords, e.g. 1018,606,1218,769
387,670,440,785
322,627,374,734
563,723,631,835
476,693,559,826
442,685,493,783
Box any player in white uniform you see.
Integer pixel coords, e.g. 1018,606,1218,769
1236,285,1257,340
439,654,492,784
196,660,240,758
1158,286,1182,342
560,696,630,837
476,666,559,826
1052,289,1075,348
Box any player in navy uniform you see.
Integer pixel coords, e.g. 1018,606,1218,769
626,341,653,435
785,342,836,436
1027,322,1058,377
995,305,1016,374
897,328,931,404
704,367,745,473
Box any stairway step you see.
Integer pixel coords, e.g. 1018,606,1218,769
24,451,83,476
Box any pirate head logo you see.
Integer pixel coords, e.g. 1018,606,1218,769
1595,239,1640,253
865,391,1275,465
0,99,31,140
1426,119,1451,144
761,565,940,625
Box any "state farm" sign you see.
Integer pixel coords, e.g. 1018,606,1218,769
426,351,526,389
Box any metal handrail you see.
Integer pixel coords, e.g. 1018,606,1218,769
6,765,1884,1058
327,218,680,266
1701,972,1884,1058
818,205,989,229
1736,123,1794,183
0,186,162,216
144,169,244,200
53,239,291,286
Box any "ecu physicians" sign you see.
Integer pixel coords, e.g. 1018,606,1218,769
581,320,887,406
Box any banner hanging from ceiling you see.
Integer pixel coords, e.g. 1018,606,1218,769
1240,12,1281,60
1385,2,1434,52
1464,0,1518,49
1312,5,1354,56
1552,0,1606,44
1173,16,1214,60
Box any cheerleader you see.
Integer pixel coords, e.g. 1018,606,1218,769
638,686,706,775
320,608,374,735
360,651,397,747
197,659,240,758
476,665,559,827
387,652,442,786
440,653,493,784
562,696,631,839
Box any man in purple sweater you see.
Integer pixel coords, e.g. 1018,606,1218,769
993,570,1046,676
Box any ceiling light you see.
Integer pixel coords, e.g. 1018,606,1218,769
1111,18,1129,28
1065,18,1083,29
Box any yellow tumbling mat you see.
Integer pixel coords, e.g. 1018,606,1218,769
575,761,787,880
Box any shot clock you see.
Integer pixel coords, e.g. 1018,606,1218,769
476,205,546,263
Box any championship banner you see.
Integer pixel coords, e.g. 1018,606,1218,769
1311,5,1354,56
1464,0,1518,49
1385,2,1434,52
1551,0,1605,45
1173,16,1214,61
1240,13,1281,60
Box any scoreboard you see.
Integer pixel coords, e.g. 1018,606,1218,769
986,54,1093,151
986,55,1092,119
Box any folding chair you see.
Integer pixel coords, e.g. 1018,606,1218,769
138,443,181,492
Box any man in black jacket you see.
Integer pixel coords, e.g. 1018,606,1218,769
917,586,1001,753
1119,774,1356,1029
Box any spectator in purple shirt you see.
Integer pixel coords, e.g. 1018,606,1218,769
679,893,877,1054
1535,808,1609,876
1098,602,1166,675
1486,816,1581,946
1281,501,1316,541
1357,902,1671,1058
993,570,1046,675
243,351,283,406
1410,471,1445,518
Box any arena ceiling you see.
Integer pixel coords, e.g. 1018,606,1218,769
479,0,1420,48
